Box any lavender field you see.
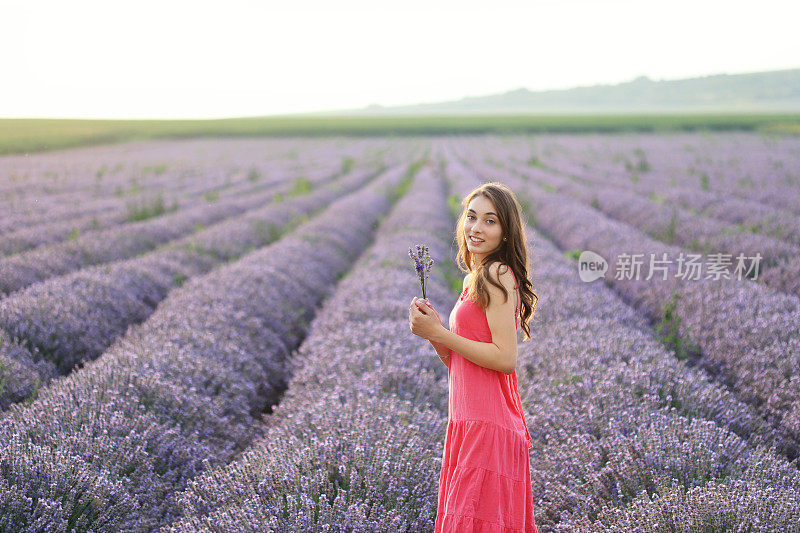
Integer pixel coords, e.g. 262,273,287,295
0,132,799,532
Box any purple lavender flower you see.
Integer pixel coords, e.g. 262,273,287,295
408,244,434,299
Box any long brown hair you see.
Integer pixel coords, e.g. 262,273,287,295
455,182,538,341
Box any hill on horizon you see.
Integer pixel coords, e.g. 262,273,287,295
309,68,800,116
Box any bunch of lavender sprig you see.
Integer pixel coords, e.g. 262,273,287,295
409,244,434,299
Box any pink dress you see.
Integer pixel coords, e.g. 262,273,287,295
435,269,538,533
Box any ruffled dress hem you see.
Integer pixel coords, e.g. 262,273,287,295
436,513,539,533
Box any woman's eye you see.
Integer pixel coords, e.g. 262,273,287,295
487,219,495,224
467,215,475,220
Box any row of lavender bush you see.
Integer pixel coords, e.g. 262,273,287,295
0,159,354,296
0,138,366,233
1,139,383,256
168,163,455,531
655,185,800,248
0,158,312,256
0,162,412,532
526,133,800,217
472,134,800,252
0,161,384,410
532,141,800,249
497,156,800,301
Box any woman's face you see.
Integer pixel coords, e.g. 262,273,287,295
464,195,503,262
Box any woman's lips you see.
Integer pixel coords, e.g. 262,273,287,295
469,236,484,245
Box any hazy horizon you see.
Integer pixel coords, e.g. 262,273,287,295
3,0,799,120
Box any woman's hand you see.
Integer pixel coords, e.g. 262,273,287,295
420,298,442,322
409,297,444,341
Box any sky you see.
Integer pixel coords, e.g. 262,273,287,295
2,0,799,119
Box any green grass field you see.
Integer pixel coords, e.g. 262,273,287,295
1,113,799,155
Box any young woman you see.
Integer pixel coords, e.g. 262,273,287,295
409,182,539,532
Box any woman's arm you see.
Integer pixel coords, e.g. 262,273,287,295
429,264,518,374
429,338,451,368
429,330,512,373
